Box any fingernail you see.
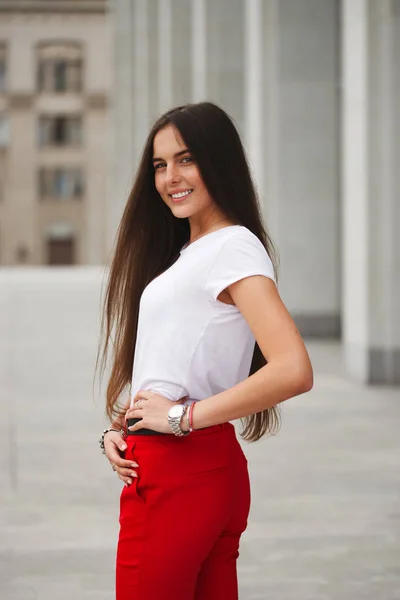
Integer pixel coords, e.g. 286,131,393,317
131,463,139,468
130,472,137,477
122,444,127,450
126,479,132,486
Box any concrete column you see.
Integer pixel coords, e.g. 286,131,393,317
108,0,150,253
341,0,369,379
206,0,245,131
158,0,173,113
147,0,160,122
341,0,400,383
191,0,207,101
133,0,150,158
170,0,192,106
244,0,264,196
263,0,280,240
393,1,400,378
107,0,134,253
276,0,340,337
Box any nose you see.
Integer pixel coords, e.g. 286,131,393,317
165,162,181,186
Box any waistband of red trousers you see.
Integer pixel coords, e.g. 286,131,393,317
125,418,233,438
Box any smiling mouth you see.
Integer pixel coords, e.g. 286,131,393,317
169,189,193,200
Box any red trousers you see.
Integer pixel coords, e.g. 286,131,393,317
116,422,251,600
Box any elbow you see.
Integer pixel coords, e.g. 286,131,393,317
289,362,313,396
297,365,314,394
269,356,314,398
301,370,314,394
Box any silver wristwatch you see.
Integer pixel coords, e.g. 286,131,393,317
167,404,189,436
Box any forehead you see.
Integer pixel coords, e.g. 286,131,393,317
153,125,185,157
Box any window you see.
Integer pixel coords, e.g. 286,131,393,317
54,60,67,91
38,115,82,147
46,223,76,265
37,42,83,93
0,115,10,148
47,237,75,265
39,167,84,199
16,245,29,264
0,44,6,92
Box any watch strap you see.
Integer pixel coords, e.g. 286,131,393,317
168,406,190,436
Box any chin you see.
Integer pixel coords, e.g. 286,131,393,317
170,205,195,218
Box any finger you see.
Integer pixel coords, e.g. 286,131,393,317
105,447,138,467
116,467,138,479
106,448,128,463
105,439,127,455
128,421,144,433
119,459,139,469
111,457,139,468
117,472,134,486
117,439,128,452
125,402,145,418
133,390,150,402
125,408,142,420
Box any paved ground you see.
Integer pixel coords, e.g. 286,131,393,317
0,270,399,599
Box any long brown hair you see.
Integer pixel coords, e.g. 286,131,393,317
97,102,280,442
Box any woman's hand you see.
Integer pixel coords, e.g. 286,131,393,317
104,430,139,486
125,390,189,434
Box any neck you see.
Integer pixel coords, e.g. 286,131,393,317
188,218,234,245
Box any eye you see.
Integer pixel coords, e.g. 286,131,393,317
154,162,166,170
181,156,193,164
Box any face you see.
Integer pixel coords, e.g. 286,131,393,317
152,125,218,222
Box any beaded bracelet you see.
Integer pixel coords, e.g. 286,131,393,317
99,428,124,454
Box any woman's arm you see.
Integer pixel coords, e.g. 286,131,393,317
128,276,313,434
103,396,139,487
191,275,313,430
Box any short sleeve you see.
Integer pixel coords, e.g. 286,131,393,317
205,232,276,301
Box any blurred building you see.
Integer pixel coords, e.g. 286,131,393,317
111,0,399,384
0,0,110,266
0,0,398,384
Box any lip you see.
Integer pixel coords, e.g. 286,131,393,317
169,189,193,203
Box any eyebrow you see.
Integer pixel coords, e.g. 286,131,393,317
152,149,190,163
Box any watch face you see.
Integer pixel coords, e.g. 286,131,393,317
169,404,185,419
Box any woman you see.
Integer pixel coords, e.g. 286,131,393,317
97,101,313,600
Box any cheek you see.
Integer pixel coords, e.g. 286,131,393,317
187,168,207,194
192,175,211,203
188,167,202,186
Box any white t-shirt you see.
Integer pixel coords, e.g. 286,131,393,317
129,225,276,407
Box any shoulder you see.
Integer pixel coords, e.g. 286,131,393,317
218,227,273,262
205,226,276,302
226,226,267,245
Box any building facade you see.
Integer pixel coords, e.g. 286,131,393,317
111,0,400,384
0,0,110,266
0,0,398,384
